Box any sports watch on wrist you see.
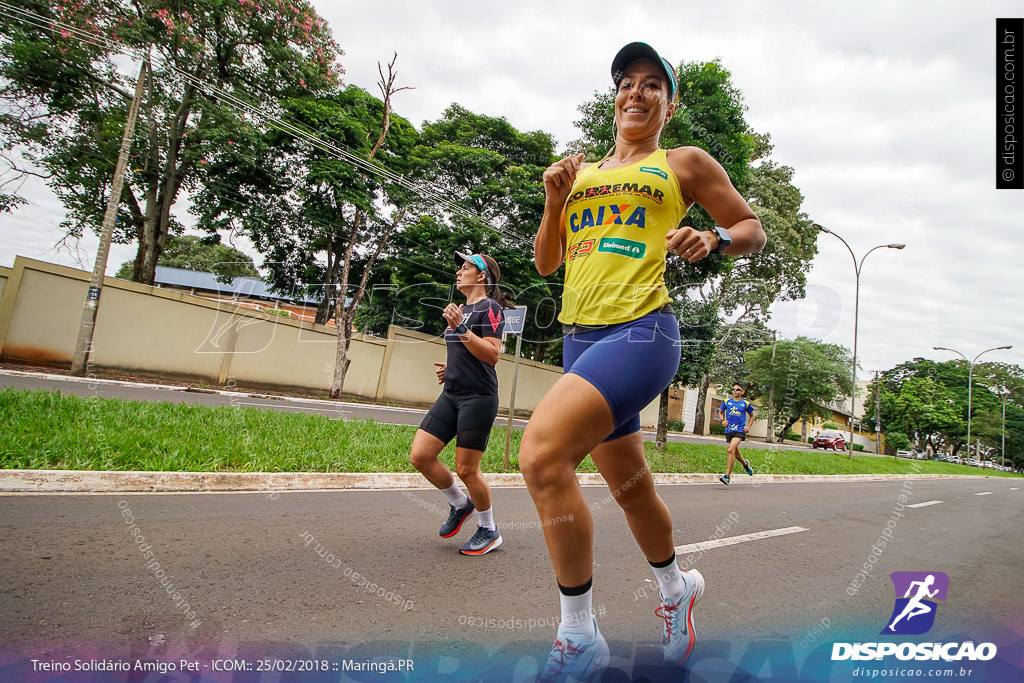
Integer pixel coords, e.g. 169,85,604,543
455,322,469,335
710,226,732,254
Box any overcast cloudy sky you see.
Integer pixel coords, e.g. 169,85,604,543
1,0,1022,374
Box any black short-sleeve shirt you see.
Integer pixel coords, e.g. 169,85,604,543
443,298,505,395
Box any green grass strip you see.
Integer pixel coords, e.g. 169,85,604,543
1,388,1020,478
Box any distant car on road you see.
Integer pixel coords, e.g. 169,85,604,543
813,430,846,451
896,449,920,459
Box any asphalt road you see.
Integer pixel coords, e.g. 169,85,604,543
1,478,1020,665
0,371,804,450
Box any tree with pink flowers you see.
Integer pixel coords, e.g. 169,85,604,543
0,0,342,284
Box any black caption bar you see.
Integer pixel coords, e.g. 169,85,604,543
997,18,1023,189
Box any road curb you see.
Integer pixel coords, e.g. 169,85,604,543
0,368,425,413
0,469,999,493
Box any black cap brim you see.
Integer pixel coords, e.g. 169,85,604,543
611,42,678,98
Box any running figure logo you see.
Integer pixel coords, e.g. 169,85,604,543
881,571,949,635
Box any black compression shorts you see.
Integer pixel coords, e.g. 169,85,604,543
419,391,499,452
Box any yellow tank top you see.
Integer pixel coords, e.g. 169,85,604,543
558,148,688,325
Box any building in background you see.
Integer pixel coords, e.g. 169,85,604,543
149,266,326,325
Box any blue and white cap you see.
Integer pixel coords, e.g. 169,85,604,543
454,251,488,272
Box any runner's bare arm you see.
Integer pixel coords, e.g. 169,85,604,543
666,147,765,257
442,303,501,365
458,333,501,366
535,154,585,275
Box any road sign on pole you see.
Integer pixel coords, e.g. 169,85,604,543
502,306,528,471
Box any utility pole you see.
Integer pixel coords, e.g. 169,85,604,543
70,57,149,376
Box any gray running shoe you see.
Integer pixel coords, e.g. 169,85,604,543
439,499,474,538
537,618,609,682
458,525,502,555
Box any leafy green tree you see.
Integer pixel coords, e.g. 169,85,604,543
0,152,33,213
0,191,24,213
0,0,340,284
355,104,560,360
973,362,1024,397
999,400,1024,470
194,81,417,324
688,321,775,436
656,296,720,448
708,321,773,395
866,358,1020,457
884,376,963,452
968,362,1024,462
192,53,417,398
114,234,256,282
744,337,854,439
885,431,910,455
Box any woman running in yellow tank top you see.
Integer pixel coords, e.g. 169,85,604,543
524,42,767,681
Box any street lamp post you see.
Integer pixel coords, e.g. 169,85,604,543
766,330,776,444
1001,385,1023,468
814,224,905,461
932,345,1013,459
873,369,882,454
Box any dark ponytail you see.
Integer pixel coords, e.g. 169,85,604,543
480,254,515,310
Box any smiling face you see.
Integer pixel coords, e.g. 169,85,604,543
614,59,675,141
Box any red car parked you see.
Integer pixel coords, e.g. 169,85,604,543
812,430,846,450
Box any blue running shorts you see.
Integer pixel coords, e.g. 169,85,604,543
562,310,681,442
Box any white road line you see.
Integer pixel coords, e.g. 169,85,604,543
974,492,993,496
675,526,808,555
906,500,943,508
1010,488,1019,491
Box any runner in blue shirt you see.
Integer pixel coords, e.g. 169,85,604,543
714,382,756,486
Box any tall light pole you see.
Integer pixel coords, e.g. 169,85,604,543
932,345,1013,459
766,329,777,444
1002,385,1023,469
814,223,905,460
873,369,882,454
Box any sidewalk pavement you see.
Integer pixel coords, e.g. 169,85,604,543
0,469,989,493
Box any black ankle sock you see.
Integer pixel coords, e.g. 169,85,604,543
557,578,593,596
649,553,676,569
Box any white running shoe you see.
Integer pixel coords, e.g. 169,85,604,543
657,568,705,665
537,618,609,682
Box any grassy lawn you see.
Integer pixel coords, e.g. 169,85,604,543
2,388,1021,478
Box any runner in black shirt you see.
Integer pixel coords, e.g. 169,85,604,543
409,252,514,556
